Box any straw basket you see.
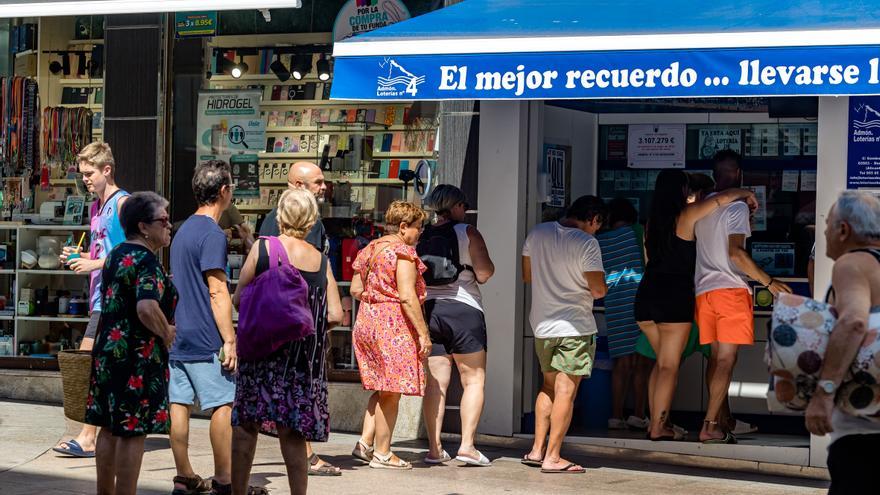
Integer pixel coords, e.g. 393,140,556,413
57,350,93,423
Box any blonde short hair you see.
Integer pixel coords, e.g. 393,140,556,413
384,201,427,233
277,188,318,239
77,141,115,171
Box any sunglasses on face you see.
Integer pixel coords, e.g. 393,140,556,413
149,216,170,227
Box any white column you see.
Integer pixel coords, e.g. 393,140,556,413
810,96,850,467
476,101,530,436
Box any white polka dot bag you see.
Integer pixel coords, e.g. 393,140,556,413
768,292,880,420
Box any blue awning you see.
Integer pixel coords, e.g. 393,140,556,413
330,0,880,101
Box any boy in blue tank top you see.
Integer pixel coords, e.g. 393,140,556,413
54,142,129,458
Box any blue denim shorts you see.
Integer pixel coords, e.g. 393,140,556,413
169,354,235,410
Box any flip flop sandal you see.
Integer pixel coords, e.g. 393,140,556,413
455,451,491,467
308,453,342,476
424,450,452,464
171,475,212,495
702,432,738,445
369,451,412,470
521,454,543,468
352,439,374,463
731,420,759,435
52,439,96,458
541,463,586,474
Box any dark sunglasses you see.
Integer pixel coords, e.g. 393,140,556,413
149,216,170,227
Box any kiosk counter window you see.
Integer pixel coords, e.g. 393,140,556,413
597,122,818,281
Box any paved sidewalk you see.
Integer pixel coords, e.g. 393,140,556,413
0,400,829,494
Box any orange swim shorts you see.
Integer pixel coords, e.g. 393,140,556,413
695,288,754,345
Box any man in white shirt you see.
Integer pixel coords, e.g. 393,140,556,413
695,151,791,444
521,196,607,474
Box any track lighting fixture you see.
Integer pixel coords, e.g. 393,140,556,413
316,55,331,82
231,55,248,79
269,53,290,82
291,53,312,80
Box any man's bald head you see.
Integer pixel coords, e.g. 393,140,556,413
287,161,326,202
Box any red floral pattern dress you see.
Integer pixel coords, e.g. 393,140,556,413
85,243,177,437
352,241,427,396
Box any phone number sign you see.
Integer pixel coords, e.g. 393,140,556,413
175,12,217,38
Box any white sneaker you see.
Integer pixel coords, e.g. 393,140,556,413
626,416,650,431
608,418,628,430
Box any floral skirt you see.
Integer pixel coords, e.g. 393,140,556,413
231,341,329,442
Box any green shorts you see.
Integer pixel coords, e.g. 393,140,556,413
534,335,596,376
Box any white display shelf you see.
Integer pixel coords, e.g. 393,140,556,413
58,103,102,110
59,78,103,87
264,125,421,133
19,269,89,276
68,39,103,45
209,74,331,83
0,315,14,321
18,316,89,323
17,224,90,231
260,178,405,186
259,151,432,159
332,326,352,332
261,100,383,108
14,49,37,58
0,269,15,275
235,205,273,212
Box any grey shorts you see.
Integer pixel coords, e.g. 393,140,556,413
84,311,101,339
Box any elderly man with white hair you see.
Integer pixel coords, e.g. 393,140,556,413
805,190,880,494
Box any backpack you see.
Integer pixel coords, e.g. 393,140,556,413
237,236,315,361
416,222,472,286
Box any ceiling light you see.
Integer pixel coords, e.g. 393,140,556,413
316,55,331,81
77,53,87,76
49,60,63,75
269,53,290,82
61,53,71,76
291,53,312,80
215,51,237,76
231,55,248,79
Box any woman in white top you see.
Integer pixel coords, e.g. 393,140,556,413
419,185,495,466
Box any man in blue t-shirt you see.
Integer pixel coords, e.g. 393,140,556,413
169,160,238,494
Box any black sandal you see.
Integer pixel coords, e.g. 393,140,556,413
171,475,212,495
309,453,342,476
210,479,268,495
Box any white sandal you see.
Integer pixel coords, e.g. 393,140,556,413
369,451,412,470
455,450,491,467
424,449,452,464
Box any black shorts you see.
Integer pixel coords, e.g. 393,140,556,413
83,311,101,340
425,299,487,356
827,433,880,494
634,273,695,324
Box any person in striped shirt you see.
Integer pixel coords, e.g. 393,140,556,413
597,198,652,431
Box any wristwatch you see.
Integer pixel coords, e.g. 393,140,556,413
817,380,837,395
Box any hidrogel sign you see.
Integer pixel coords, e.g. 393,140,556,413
331,45,880,100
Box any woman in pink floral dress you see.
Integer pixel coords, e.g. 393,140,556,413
350,201,431,470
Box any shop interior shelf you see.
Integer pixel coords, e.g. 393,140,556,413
259,151,432,159
208,74,331,83
265,125,418,133
59,78,103,86
18,269,89,276
332,326,352,332
0,315,14,321
14,49,37,58
260,100,381,108
337,281,351,287
0,269,15,275
49,179,78,186
18,224,90,231
235,205,273,212
58,104,102,110
68,39,103,45
260,177,405,186
18,316,90,323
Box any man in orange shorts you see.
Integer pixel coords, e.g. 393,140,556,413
694,150,791,444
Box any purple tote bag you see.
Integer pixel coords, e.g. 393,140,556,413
237,236,315,361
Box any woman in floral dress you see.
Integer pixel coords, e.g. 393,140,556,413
231,189,343,495
350,201,432,470
85,192,177,495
